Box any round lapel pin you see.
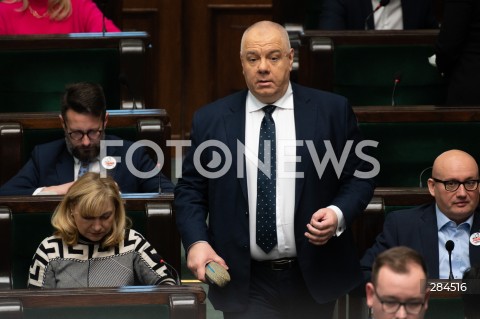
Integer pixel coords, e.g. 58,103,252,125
470,232,480,246
101,156,117,170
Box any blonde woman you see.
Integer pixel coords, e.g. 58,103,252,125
28,172,176,288
0,0,120,34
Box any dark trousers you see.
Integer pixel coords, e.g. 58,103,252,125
223,259,336,319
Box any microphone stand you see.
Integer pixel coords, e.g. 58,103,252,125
418,166,432,187
391,72,402,106
448,252,454,281
445,240,455,281
100,0,106,36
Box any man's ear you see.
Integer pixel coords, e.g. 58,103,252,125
427,178,436,197
423,286,431,311
104,112,109,127
59,115,65,129
365,282,375,308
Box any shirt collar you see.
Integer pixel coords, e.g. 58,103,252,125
74,156,99,165
247,82,293,113
436,204,474,231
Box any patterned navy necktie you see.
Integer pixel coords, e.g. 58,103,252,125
78,161,89,178
256,104,277,253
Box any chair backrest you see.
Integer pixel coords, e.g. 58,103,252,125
0,32,150,111
0,285,206,319
298,30,446,106
0,193,180,289
354,106,480,187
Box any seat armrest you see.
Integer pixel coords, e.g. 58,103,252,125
0,207,12,289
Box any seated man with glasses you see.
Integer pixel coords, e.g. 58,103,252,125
361,149,480,281
0,82,173,195
366,246,430,319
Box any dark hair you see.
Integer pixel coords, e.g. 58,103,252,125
371,246,428,286
462,265,480,318
61,82,107,122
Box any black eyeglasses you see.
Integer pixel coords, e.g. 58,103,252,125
431,177,480,192
64,121,104,141
374,289,425,315
67,129,102,141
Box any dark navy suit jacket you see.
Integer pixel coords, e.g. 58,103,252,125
0,135,173,195
175,83,375,311
318,0,438,30
435,0,480,105
360,202,480,280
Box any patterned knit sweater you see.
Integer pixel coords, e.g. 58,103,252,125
28,229,176,288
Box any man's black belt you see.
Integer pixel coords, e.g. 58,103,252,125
253,258,297,271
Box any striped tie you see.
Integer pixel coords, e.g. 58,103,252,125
78,161,89,178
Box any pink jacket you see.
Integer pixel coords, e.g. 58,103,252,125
0,0,120,35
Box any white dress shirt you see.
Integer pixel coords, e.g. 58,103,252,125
372,0,403,30
246,83,345,260
436,206,472,279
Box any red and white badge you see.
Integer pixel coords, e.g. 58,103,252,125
470,232,480,246
101,156,117,170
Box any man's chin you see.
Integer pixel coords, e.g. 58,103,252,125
73,149,98,162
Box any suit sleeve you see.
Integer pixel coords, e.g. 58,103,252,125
318,0,348,29
0,147,42,195
435,0,474,75
329,99,376,227
174,111,210,250
128,144,174,193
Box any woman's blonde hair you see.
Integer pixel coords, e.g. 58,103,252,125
52,172,131,247
8,0,72,21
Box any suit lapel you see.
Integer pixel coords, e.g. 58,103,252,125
400,0,413,29
105,139,120,180
56,147,75,184
420,204,440,278
292,86,316,213
363,0,375,29
224,92,248,201
469,210,480,266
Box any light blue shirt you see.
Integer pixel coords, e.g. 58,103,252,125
436,206,473,279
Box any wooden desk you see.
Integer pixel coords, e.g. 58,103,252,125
0,285,206,319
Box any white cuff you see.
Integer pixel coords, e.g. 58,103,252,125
327,205,345,236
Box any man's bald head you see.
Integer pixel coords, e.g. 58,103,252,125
240,20,291,54
432,150,479,178
428,149,479,224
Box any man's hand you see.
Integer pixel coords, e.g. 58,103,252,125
187,242,228,283
41,182,75,195
304,207,338,245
